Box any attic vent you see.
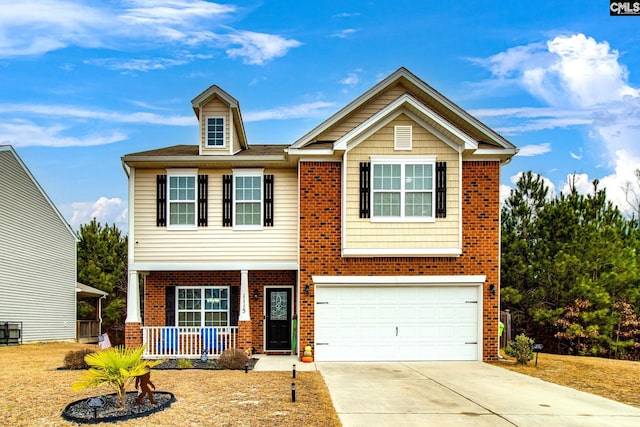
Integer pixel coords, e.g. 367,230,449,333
394,126,412,150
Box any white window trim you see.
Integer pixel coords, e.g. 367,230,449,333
205,116,226,148
166,169,198,229
232,168,264,230
370,157,436,223
176,286,230,328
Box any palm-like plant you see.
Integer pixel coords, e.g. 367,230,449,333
71,345,162,408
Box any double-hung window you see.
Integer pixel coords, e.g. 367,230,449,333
168,171,197,227
372,158,435,220
177,287,229,327
234,169,263,227
206,116,225,147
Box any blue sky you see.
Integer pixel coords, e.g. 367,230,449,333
2,1,640,231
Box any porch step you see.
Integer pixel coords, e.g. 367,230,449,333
253,355,317,372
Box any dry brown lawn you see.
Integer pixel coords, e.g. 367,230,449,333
491,352,640,408
0,343,341,427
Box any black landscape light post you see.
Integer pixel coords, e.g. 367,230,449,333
533,343,543,367
291,382,296,402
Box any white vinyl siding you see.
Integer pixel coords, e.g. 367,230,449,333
0,148,77,343
132,168,298,265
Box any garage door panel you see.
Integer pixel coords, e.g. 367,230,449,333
315,285,480,362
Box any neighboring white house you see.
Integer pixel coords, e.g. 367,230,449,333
0,145,78,343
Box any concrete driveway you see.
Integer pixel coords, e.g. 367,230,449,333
317,361,640,427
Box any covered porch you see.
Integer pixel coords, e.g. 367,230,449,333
142,326,238,359
76,283,108,344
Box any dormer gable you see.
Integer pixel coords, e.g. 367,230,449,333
191,85,248,156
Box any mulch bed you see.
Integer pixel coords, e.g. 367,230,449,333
61,391,175,424
155,357,258,370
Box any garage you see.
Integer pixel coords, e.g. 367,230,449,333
313,276,484,362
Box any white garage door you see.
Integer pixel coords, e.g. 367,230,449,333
314,285,480,362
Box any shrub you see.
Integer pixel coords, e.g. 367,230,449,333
218,348,249,370
505,333,535,365
71,345,162,408
178,359,193,369
63,349,95,369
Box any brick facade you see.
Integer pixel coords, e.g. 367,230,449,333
298,161,501,361
134,270,297,353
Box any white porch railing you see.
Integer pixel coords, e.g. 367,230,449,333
142,326,238,359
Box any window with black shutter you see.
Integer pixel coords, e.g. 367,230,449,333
157,175,167,226
264,174,274,226
165,286,175,326
198,174,208,226
435,162,447,218
359,162,370,218
222,174,233,226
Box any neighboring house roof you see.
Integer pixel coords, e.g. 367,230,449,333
0,145,77,240
191,85,248,150
76,282,109,298
289,67,517,160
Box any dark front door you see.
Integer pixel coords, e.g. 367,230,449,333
265,288,292,351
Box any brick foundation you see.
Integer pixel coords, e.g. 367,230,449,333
125,322,142,348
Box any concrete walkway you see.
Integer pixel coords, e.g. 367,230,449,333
252,354,317,372
317,361,640,427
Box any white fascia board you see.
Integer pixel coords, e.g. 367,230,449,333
130,262,299,271
335,94,477,152
286,148,335,156
312,274,486,285
341,247,462,257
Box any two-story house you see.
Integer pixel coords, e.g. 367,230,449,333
122,67,516,362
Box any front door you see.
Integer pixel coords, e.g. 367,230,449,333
265,288,292,351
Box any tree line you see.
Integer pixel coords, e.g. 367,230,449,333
501,171,640,359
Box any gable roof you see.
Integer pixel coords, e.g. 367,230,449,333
0,145,77,240
289,67,517,160
191,84,248,150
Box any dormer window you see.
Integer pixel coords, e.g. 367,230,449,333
206,116,225,147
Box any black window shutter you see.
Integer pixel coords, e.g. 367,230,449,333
156,175,167,226
198,174,208,226
222,174,233,227
230,286,240,326
264,174,274,227
359,162,370,218
165,286,175,326
436,162,447,218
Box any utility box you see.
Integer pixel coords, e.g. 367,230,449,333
0,322,22,345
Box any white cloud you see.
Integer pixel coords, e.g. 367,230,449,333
85,57,189,72
516,143,551,157
223,30,302,65
64,197,128,231
0,103,195,126
339,70,361,86
244,101,336,122
0,120,127,147
477,33,640,214
0,1,300,65
332,29,357,39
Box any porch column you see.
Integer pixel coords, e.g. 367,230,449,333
239,270,250,321
124,270,142,347
237,270,253,351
